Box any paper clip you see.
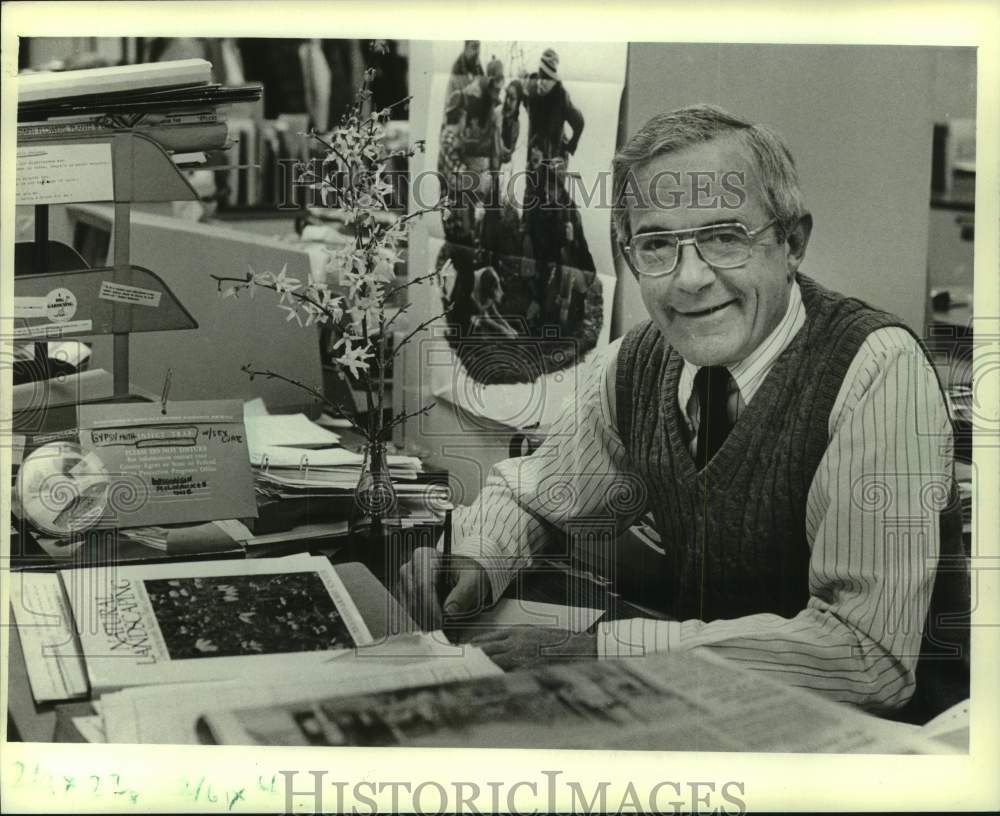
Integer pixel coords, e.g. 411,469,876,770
160,368,173,415
299,454,310,480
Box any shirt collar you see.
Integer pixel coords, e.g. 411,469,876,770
677,280,805,415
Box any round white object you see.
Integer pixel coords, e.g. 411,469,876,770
13,442,109,538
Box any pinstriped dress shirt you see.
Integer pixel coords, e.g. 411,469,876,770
451,281,952,710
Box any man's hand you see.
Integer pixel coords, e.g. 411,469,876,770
470,627,597,671
398,547,491,631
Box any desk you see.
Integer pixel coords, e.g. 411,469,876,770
6,562,416,743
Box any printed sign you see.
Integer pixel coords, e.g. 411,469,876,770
78,400,257,528
99,281,163,308
16,143,114,205
45,287,77,322
13,319,93,340
13,296,47,318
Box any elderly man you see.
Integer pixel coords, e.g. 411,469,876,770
401,105,967,721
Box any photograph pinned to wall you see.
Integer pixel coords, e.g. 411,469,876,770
419,40,626,404
425,234,614,431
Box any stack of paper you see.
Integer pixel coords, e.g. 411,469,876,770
17,58,262,156
243,401,425,505
18,59,213,104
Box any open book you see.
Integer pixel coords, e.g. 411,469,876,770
11,555,374,700
202,647,960,753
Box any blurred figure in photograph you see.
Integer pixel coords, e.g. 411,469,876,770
438,90,473,243
460,57,510,253
506,49,592,327
446,40,484,111
470,266,518,339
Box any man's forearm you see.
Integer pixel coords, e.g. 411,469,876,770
451,463,558,602
597,606,915,711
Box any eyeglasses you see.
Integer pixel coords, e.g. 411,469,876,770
621,219,780,278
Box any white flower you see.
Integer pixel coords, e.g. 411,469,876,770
278,304,303,326
272,264,302,302
334,340,373,378
372,247,400,282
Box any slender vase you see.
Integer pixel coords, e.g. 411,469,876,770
348,440,399,579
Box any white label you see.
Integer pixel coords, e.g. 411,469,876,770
45,287,77,322
16,143,114,205
13,319,93,339
98,280,162,307
13,296,47,318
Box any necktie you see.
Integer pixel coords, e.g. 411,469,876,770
694,366,735,468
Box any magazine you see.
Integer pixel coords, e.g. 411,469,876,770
56,554,373,693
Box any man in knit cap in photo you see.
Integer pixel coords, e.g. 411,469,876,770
402,104,968,726
503,48,591,326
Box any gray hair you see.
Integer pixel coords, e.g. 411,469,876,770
611,104,806,242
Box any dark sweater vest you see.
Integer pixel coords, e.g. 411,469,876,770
615,275,968,718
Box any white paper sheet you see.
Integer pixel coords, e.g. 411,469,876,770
8,572,90,703
243,412,342,452
16,143,114,205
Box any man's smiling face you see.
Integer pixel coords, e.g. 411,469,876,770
628,136,800,367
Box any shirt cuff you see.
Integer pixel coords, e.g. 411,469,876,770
445,536,527,605
596,618,682,659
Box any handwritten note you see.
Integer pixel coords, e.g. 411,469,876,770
2,752,286,813
77,400,256,528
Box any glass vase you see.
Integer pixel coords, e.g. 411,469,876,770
348,440,400,580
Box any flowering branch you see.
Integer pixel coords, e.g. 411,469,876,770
380,402,437,439
218,69,449,453
381,270,444,301
381,303,411,334
393,309,452,359
241,365,366,437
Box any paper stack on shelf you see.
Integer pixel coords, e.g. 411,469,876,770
16,58,262,158
17,58,212,104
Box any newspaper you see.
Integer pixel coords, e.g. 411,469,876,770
99,634,499,744
202,647,958,753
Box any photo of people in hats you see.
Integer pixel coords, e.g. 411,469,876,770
430,42,621,386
